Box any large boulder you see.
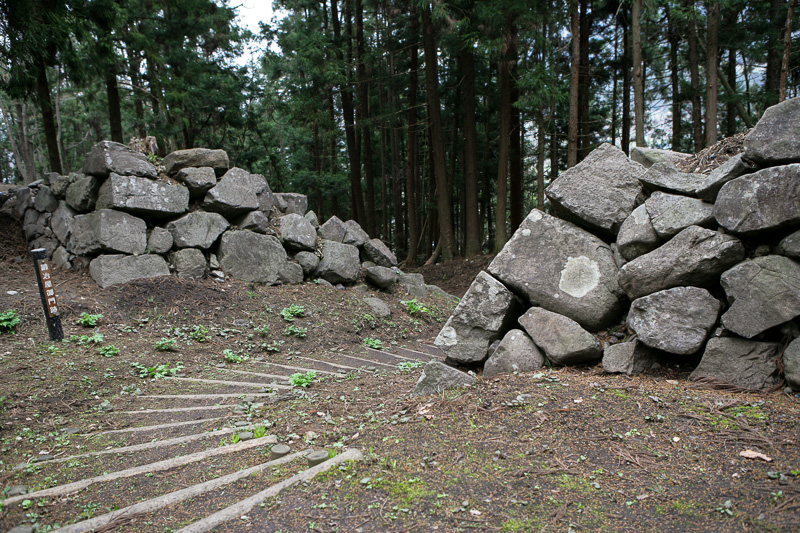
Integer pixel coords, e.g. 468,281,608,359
616,204,660,261
280,213,317,252
743,97,800,165
487,209,625,331
720,255,800,338
518,307,602,365
68,209,147,256
343,220,370,247
483,329,545,378
314,240,361,284
273,192,308,215
163,148,230,176
318,216,347,242
33,186,59,213
147,227,173,254
175,167,217,197
638,162,707,197
171,248,206,279
714,164,800,234
777,230,800,259
50,173,77,198
545,143,646,239
65,174,102,212
218,230,287,284
783,338,800,391
644,191,715,238
235,210,272,234
689,338,782,391
618,226,745,300
435,272,520,364
82,141,157,179
51,201,76,245
630,147,690,169
627,287,721,355
166,212,229,250
602,340,658,375
278,261,304,285
695,154,757,203
412,361,475,397
294,251,320,276
202,168,271,217
96,174,189,218
365,266,398,289
89,254,170,288
362,238,397,267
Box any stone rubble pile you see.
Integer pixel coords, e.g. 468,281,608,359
4,142,444,298
419,97,800,394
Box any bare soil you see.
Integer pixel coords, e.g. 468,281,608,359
1,213,799,532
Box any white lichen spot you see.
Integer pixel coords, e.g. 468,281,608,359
522,229,531,237
559,256,600,298
436,325,458,347
528,210,543,222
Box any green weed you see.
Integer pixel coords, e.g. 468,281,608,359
363,337,383,349
400,298,429,316
131,361,183,379
77,313,103,327
284,325,307,338
289,371,317,388
0,309,20,333
97,345,119,358
153,338,177,351
281,304,305,322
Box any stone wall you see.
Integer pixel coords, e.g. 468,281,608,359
2,141,420,294
432,97,800,392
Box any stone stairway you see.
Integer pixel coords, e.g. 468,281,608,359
1,343,444,532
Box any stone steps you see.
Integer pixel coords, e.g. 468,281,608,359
2,349,390,530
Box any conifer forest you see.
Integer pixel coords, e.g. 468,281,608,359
1,0,798,264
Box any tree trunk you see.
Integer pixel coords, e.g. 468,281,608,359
125,32,146,138
405,19,420,267
577,0,591,160
332,0,367,226
106,68,124,144
536,106,546,210
0,99,35,183
35,58,62,174
668,6,681,151
632,0,646,147
495,35,513,252
508,18,523,232
567,0,580,167
685,0,703,151
726,48,737,136
460,47,481,257
421,4,457,261
780,0,796,102
622,10,631,155
355,0,376,235
612,20,619,147
765,0,784,106
705,0,719,147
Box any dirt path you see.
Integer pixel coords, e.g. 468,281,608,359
1,216,799,532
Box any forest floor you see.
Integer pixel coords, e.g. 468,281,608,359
1,212,800,532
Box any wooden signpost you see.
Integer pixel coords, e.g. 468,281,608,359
31,248,64,341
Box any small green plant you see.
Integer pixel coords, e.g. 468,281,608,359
289,371,317,388
153,338,177,352
255,324,270,337
284,325,307,338
401,299,429,316
97,345,119,358
71,332,105,345
223,349,248,364
253,425,267,439
397,361,423,372
363,338,383,349
280,304,305,322
189,325,208,342
77,313,103,327
0,309,20,334
131,361,183,379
